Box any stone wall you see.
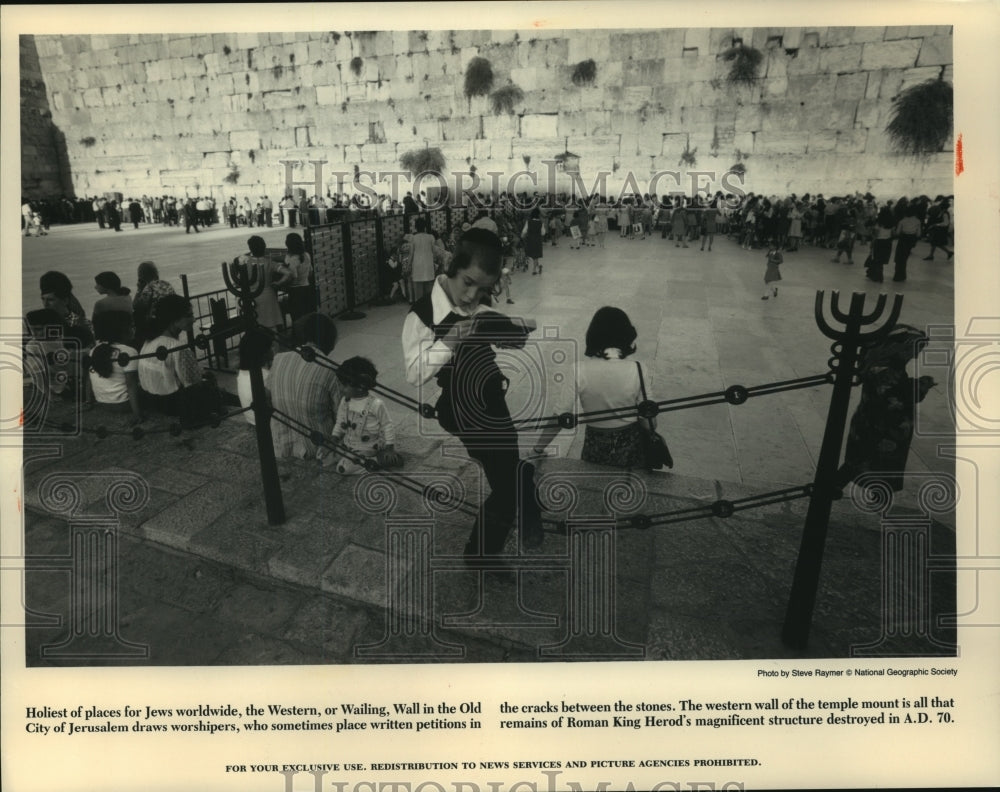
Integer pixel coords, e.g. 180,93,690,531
19,35,69,197
22,26,953,202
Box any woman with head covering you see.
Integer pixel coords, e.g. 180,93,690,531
834,324,935,493
39,271,93,347
132,261,176,341
39,271,86,319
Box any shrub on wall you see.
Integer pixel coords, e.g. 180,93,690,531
678,142,698,167
80,136,96,147
721,44,763,87
490,83,524,115
464,57,494,98
571,59,597,86
400,147,446,177
350,56,363,77
886,78,953,156
223,167,240,185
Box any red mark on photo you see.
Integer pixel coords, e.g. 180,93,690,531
955,133,964,176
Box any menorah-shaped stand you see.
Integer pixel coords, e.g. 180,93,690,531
222,258,285,525
782,290,903,650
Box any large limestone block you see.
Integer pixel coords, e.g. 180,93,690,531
316,83,344,106
754,131,808,155
609,109,640,136
662,56,716,85
916,35,952,67
751,27,785,51
557,110,589,139
785,46,820,76
808,129,838,154
854,98,882,130
835,128,868,153
491,29,518,45
899,66,944,93
882,26,910,41
394,52,414,81
441,115,480,142
490,42,519,74
376,54,397,82
181,57,206,79
835,72,869,100
819,44,863,73
388,77,421,101
764,49,789,80
483,113,518,139
586,109,613,136
230,129,262,150
577,84,605,111
860,39,920,70
624,85,655,108
852,27,888,44
473,138,492,160
166,36,194,59
567,34,599,65
824,27,859,47
82,87,103,108
521,112,560,138
683,28,711,54
762,62,789,97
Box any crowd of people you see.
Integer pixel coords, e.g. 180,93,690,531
22,229,319,431
23,181,949,560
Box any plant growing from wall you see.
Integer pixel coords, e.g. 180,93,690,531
729,162,747,175
522,154,531,167
79,136,96,147
350,56,363,77
464,56,494,98
400,147,446,177
490,83,524,115
223,167,240,185
678,136,697,167
721,44,763,88
571,59,597,86
885,78,953,157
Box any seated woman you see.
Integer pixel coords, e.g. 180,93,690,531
137,295,221,425
534,306,657,469
132,261,176,341
88,310,142,425
92,271,133,321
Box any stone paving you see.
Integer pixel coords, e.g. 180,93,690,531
18,220,957,664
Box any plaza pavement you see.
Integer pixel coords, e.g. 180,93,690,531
17,219,957,663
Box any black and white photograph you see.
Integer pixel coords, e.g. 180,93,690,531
3,3,998,791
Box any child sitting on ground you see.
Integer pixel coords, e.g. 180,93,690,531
319,356,402,474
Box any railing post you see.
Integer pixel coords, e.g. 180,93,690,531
782,290,903,650
221,259,286,526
